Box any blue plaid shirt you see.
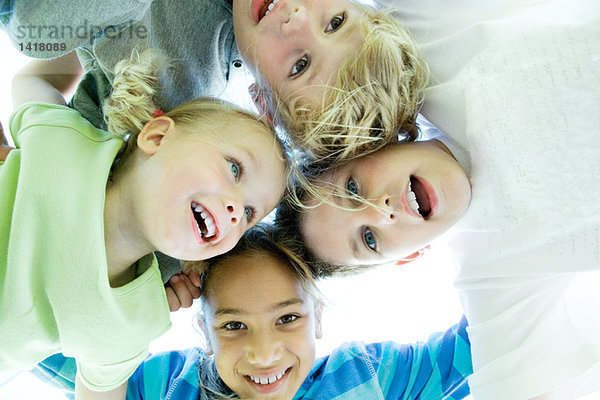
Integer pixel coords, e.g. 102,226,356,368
33,316,471,399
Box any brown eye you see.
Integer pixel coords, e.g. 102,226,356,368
326,13,346,32
291,56,309,77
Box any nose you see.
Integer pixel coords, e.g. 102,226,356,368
281,5,311,37
247,332,283,366
225,198,244,226
366,195,396,225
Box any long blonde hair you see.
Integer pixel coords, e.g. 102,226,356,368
267,2,429,169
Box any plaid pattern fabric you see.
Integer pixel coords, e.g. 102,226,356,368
30,354,76,400
34,317,471,399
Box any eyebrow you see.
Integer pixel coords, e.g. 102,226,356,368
241,145,257,178
240,145,261,223
351,234,361,261
214,298,305,317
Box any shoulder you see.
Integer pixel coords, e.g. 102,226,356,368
9,102,119,148
127,348,205,399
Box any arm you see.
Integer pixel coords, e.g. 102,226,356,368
379,316,472,399
12,51,83,107
34,349,203,400
75,374,126,400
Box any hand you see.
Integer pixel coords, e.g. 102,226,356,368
164,270,202,312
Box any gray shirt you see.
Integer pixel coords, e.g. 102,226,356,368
3,0,241,127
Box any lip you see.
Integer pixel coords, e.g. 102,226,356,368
244,367,291,394
417,176,438,218
190,202,221,244
400,176,439,219
250,0,263,23
251,0,282,24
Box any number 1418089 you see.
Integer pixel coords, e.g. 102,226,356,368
19,42,67,52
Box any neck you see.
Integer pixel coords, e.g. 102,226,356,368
104,156,153,287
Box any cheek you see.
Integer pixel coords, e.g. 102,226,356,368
214,340,243,374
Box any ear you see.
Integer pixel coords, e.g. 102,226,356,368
196,315,214,355
136,116,176,156
314,303,323,339
248,82,274,124
395,245,431,266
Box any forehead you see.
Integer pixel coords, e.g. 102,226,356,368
206,253,308,313
301,201,360,265
280,6,367,107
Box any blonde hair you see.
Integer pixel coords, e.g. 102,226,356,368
103,49,284,165
267,3,429,169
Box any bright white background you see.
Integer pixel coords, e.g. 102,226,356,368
0,32,470,400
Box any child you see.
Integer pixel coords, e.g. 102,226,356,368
279,134,472,269
361,1,600,398
34,224,473,400
280,122,600,398
2,0,429,167
0,50,287,397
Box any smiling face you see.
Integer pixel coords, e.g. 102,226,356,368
202,252,321,399
301,140,472,266
233,0,365,108
136,117,286,261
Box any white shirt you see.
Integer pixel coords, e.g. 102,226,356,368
374,0,600,398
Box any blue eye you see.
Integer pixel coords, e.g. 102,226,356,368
230,161,240,180
291,56,309,77
244,207,254,222
223,321,245,331
346,178,359,196
326,13,346,32
363,227,376,251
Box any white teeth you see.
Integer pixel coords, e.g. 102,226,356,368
264,0,280,16
192,202,217,238
406,181,420,215
249,370,286,385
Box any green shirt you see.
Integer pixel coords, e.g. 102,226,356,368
0,103,171,391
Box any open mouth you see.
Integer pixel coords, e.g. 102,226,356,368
191,201,219,241
257,0,281,21
245,367,291,393
406,176,432,219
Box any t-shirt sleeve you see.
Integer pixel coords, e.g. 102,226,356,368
77,348,149,392
375,316,473,399
2,0,151,58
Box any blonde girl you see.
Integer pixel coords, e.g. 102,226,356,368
0,50,287,399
